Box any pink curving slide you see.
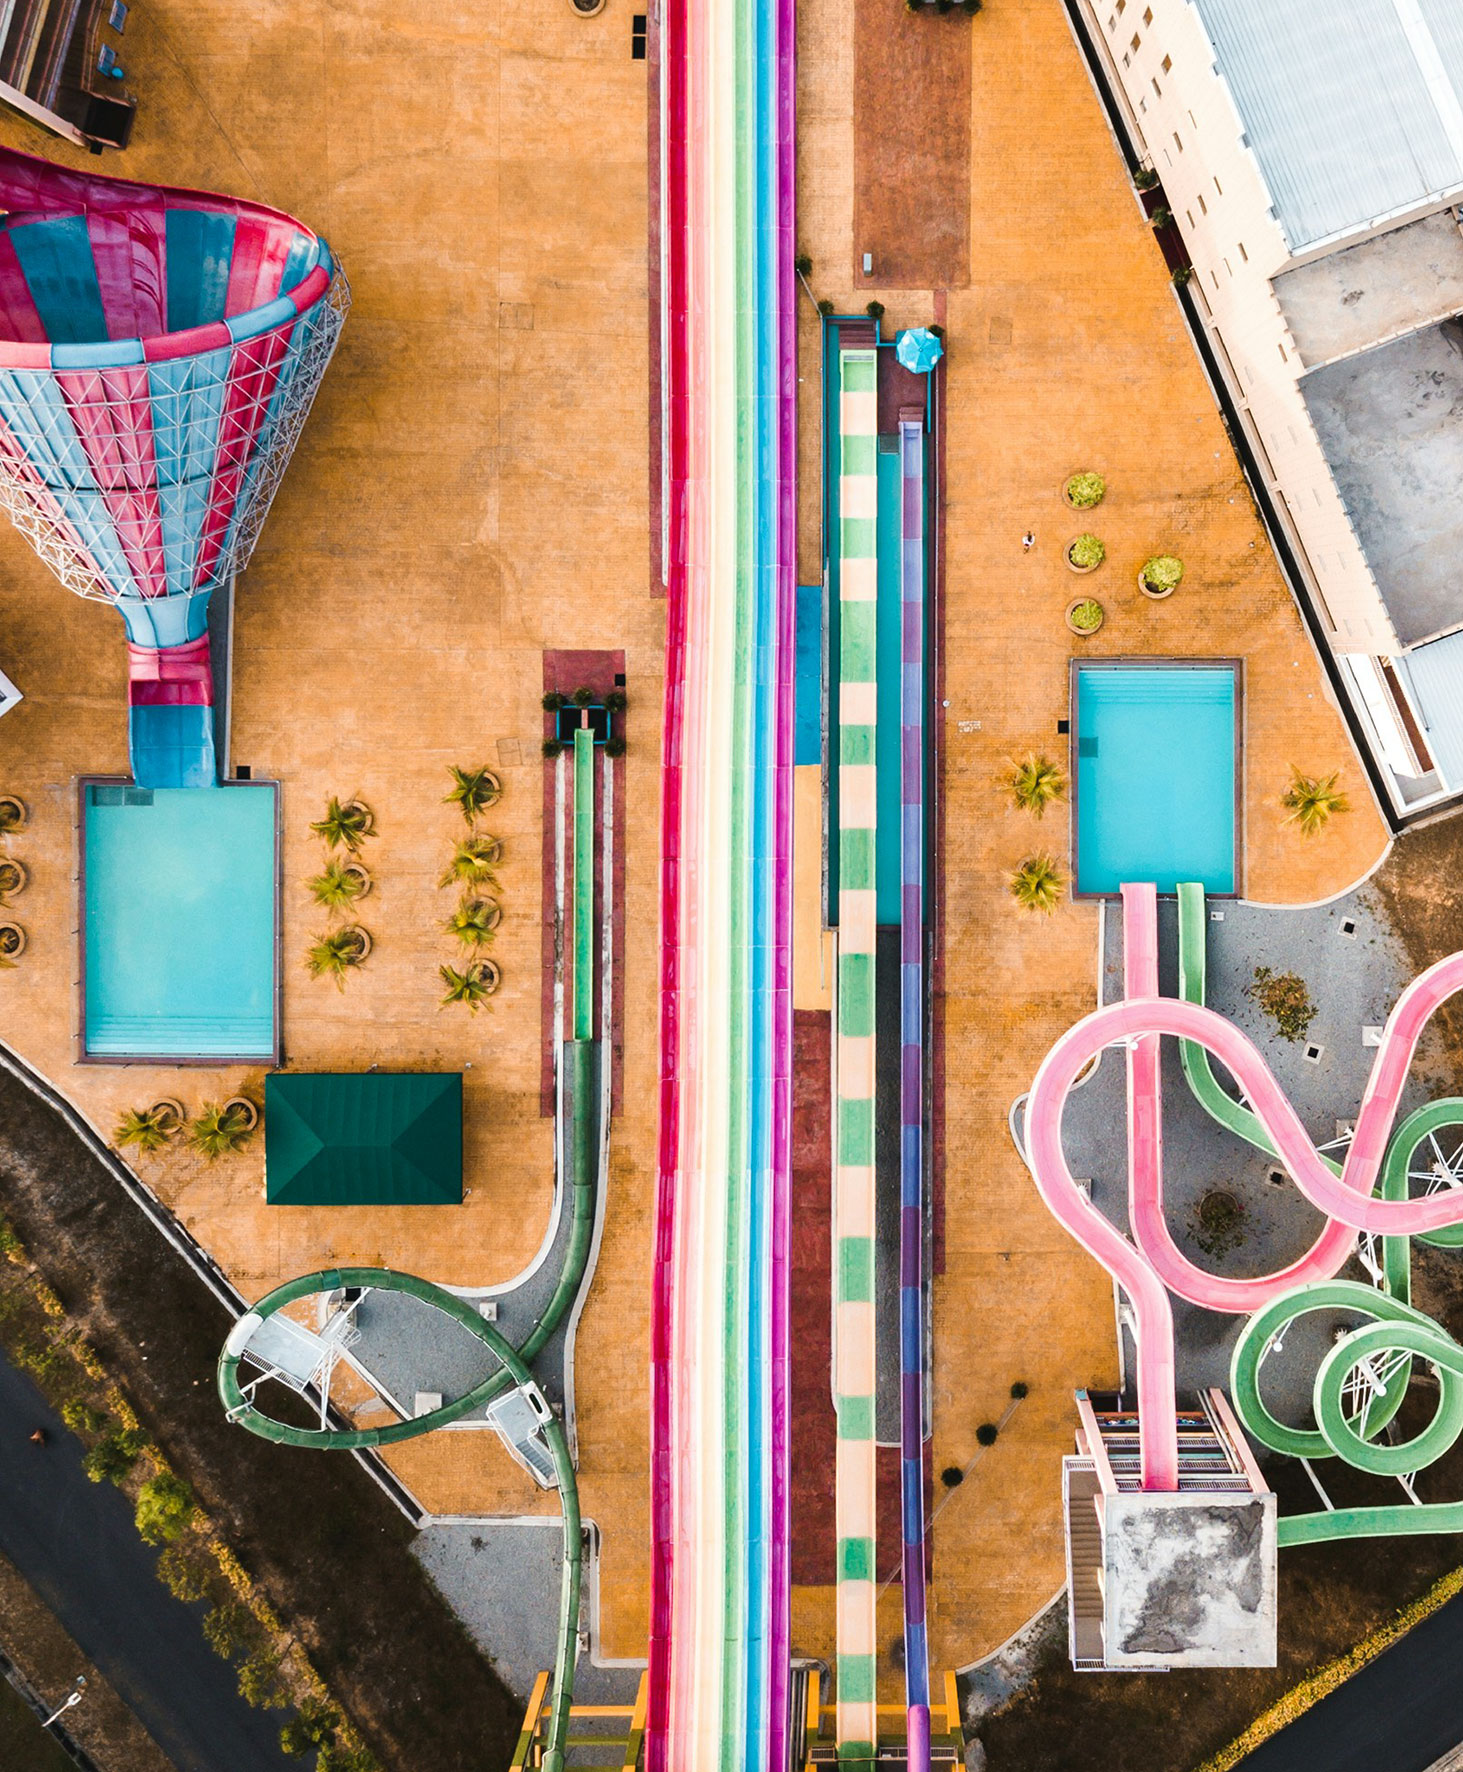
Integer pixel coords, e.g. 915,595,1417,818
1025,882,1463,1491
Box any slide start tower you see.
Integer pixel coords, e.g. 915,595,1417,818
0,146,347,787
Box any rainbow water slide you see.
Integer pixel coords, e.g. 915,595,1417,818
651,0,795,1755
0,146,346,788
1025,882,1463,1490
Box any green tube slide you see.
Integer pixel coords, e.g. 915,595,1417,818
219,745,605,1769
218,1267,582,1772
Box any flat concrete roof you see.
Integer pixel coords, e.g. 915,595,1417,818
1275,211,1463,369
1301,318,1463,648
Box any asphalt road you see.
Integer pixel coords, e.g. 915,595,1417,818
1239,1590,1463,1772
0,1349,296,1772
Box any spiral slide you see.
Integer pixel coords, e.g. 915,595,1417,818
649,0,795,1756
1025,881,1463,1491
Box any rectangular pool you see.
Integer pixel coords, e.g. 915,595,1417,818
82,783,278,1061
1072,662,1239,896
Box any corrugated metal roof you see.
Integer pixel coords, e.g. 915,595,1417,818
1192,0,1463,250
1398,631,1463,791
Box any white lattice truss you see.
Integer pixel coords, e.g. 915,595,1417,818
0,270,350,607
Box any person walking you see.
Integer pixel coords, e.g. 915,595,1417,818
1021,531,1035,552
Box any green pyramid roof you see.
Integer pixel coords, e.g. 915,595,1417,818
265,1072,462,1205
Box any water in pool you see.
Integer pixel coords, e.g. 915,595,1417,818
1075,666,1236,895
84,784,276,1058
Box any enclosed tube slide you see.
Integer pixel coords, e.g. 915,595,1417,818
650,0,795,1755
1025,882,1463,1490
0,146,347,787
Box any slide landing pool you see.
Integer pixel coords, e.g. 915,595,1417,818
83,783,277,1061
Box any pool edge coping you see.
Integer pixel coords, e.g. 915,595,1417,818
75,774,283,1069
1066,656,1245,903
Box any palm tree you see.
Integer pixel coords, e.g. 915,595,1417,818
310,796,375,853
445,898,501,947
188,1101,257,1160
1282,768,1348,836
1007,754,1065,818
115,1105,177,1154
439,960,502,1012
443,765,502,825
1010,853,1065,913
305,924,372,987
307,858,371,912
439,835,502,889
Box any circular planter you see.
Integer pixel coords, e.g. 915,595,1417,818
150,1098,185,1133
1065,597,1105,637
472,837,503,866
1138,569,1177,600
0,922,26,958
1066,536,1104,574
340,924,372,962
1062,474,1106,511
569,0,606,14
223,1095,259,1132
0,857,27,897
0,796,26,833
472,771,503,811
342,862,372,900
472,899,503,933
470,959,502,996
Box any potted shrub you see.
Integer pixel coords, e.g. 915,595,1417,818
444,764,502,824
0,922,26,961
307,858,371,912
1281,768,1348,837
1062,472,1106,511
605,689,628,712
605,735,627,759
440,834,503,889
446,898,502,947
188,1099,258,1159
439,960,502,1012
1066,597,1105,637
1009,854,1065,913
542,737,571,758
1138,554,1184,598
305,924,372,986
0,857,27,898
310,796,375,853
1006,754,1065,818
1066,533,1105,573
114,1103,183,1153
1135,167,1159,191
0,795,26,832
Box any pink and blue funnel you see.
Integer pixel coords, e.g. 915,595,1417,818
0,146,347,787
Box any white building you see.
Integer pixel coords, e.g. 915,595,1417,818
1075,0,1463,814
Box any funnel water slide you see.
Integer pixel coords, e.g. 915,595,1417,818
650,0,794,1755
1025,882,1463,1491
0,146,347,787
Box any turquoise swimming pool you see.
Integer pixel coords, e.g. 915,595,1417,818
1073,663,1239,896
83,784,278,1060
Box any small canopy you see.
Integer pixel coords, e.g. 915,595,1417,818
894,326,943,374
265,1072,462,1205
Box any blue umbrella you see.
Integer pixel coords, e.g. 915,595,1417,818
895,326,944,374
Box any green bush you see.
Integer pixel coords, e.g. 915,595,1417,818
11,1334,66,1383
817,298,835,316
976,1422,999,1447
1010,1380,1029,1400
135,1470,196,1545
238,1651,290,1710
156,1542,215,1604
0,1216,24,1262
83,1427,146,1486
280,1698,342,1757
203,1601,263,1662
1135,166,1159,190
1009,854,1065,914
1248,966,1317,1043
1068,598,1104,634
1140,553,1184,593
1067,533,1105,570
61,1398,107,1437
317,1746,381,1772
865,300,885,319
1064,472,1105,509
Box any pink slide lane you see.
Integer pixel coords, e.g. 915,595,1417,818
1025,881,1463,1492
